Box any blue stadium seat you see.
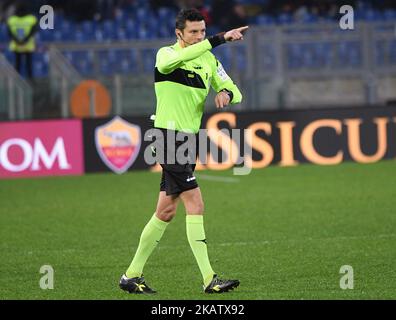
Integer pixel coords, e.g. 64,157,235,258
157,7,174,21
114,9,129,24
119,58,131,74
63,51,92,75
260,44,276,71
277,13,293,25
39,29,54,42
137,26,150,39
4,50,15,66
206,26,220,37
287,43,302,69
107,49,117,64
53,13,64,29
116,28,128,41
305,42,332,68
106,49,135,74
235,46,247,71
125,19,138,39
148,16,159,36
78,21,96,41
212,46,231,71
99,59,112,76
63,51,73,63
0,24,8,43
33,60,44,77
135,7,150,23
141,49,157,72
34,31,42,42
33,61,45,77
337,41,362,67
60,20,76,41
364,9,383,21
135,0,149,8
300,12,318,24
389,41,396,64
375,41,386,66
102,20,117,41
384,10,396,21
301,43,315,68
96,49,138,74
81,21,95,34
354,9,365,21
95,29,104,42
157,22,173,38
53,30,64,42
77,59,92,76
314,42,332,67
75,30,86,43
103,20,115,32
33,52,49,78
256,15,275,25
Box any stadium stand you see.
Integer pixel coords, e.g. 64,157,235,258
1,0,395,78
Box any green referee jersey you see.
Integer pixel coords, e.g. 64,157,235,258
154,38,242,133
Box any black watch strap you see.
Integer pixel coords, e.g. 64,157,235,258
220,89,233,102
208,32,226,48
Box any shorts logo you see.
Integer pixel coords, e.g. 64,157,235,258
95,116,141,174
186,176,196,182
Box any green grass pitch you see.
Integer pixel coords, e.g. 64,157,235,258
1,160,395,300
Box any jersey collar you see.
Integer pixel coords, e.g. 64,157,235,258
173,42,183,51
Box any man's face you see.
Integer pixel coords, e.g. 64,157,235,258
177,20,206,47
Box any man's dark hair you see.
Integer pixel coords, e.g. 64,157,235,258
15,1,30,16
175,8,205,31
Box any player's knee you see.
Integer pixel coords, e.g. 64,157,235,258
156,206,177,222
197,200,204,214
188,200,204,214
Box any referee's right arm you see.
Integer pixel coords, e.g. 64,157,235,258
156,34,228,74
156,40,211,74
156,26,249,74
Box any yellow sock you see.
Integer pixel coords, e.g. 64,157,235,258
125,213,168,278
186,215,216,287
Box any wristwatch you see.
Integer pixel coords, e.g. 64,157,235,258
220,89,233,102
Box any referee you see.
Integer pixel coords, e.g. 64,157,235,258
120,8,248,294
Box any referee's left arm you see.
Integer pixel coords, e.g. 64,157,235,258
211,58,242,105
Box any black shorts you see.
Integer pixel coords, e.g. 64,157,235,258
155,128,199,196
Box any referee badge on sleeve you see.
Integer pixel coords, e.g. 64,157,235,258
216,65,229,81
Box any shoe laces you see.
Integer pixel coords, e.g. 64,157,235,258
212,276,227,286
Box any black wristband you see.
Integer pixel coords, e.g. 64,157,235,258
208,32,226,48
220,89,233,102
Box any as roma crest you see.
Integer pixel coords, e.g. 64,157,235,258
95,116,141,174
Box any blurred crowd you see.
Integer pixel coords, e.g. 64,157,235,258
0,0,247,30
1,0,396,30
265,0,396,19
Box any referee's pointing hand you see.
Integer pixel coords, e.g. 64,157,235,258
224,26,249,42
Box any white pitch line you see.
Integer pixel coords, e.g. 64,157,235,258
195,173,240,183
